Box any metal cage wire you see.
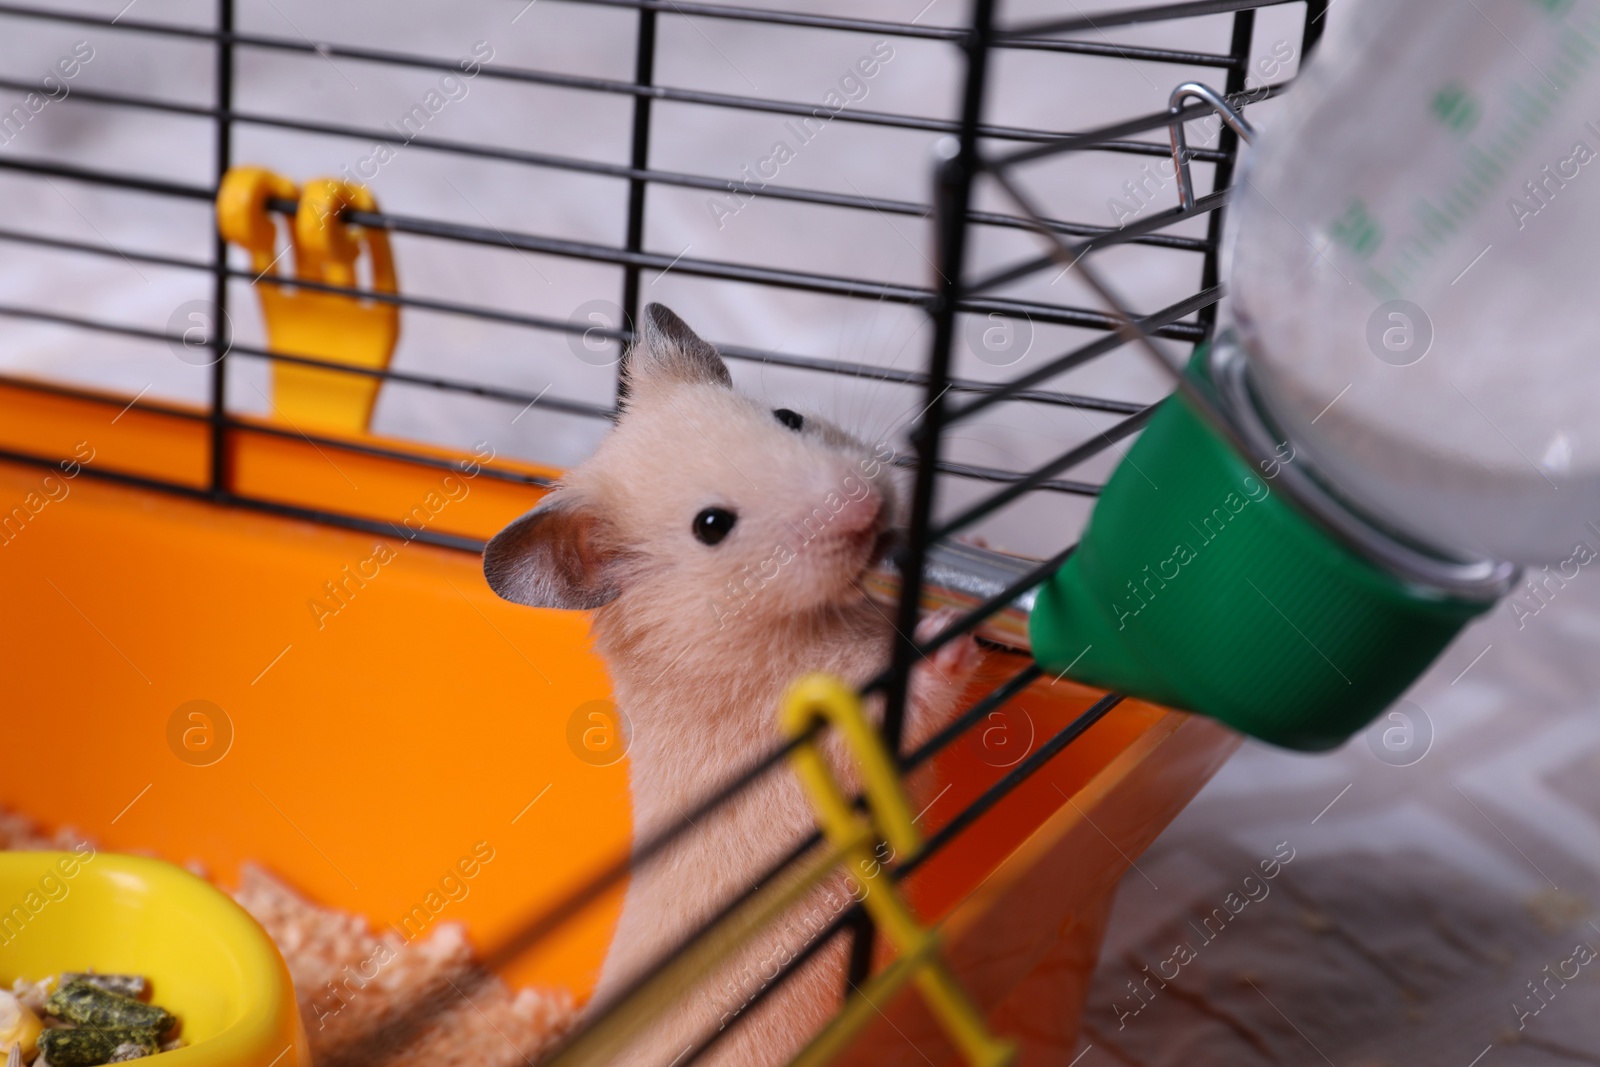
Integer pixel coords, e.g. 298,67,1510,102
0,0,1329,1062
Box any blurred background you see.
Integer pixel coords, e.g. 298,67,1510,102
0,0,1315,554
2,0,1596,1061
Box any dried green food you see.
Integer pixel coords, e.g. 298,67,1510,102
60,974,147,1000
44,982,174,1033
38,1026,159,1067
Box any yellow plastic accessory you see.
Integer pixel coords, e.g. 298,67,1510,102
780,674,1016,1067
216,167,400,434
0,851,309,1067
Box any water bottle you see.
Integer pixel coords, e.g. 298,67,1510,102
1230,0,1600,565
1025,0,1600,748
896,0,1600,750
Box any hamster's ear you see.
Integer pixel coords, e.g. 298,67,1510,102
483,494,625,610
623,303,732,396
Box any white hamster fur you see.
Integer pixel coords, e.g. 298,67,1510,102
483,303,981,1066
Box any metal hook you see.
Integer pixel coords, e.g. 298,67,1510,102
1168,82,1256,211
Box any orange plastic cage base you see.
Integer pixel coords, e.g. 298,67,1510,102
0,375,1239,1063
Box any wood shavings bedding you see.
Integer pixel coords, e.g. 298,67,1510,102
0,812,576,1067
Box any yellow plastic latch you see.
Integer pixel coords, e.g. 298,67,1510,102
217,167,399,434
780,674,1017,1067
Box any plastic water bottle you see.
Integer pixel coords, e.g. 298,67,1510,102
1020,0,1600,748
1230,0,1600,565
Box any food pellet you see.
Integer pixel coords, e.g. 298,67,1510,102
37,1028,158,1067
44,985,173,1036
58,979,144,1003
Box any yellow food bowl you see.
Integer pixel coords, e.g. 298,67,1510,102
0,852,307,1067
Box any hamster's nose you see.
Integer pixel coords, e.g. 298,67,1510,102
831,486,884,536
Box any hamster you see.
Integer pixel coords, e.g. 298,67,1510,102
483,303,981,1067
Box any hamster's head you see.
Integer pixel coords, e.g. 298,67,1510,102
483,304,899,636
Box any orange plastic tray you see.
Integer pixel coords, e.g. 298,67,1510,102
0,374,1238,1060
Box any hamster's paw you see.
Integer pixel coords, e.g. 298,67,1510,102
902,608,985,743
914,607,983,691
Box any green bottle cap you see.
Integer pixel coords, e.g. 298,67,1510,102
1029,343,1507,751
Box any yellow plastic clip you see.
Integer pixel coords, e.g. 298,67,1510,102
217,167,400,434
780,674,1016,1067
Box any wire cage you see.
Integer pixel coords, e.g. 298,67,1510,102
0,0,1327,1063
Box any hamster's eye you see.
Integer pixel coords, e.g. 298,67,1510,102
693,507,738,546
772,408,804,432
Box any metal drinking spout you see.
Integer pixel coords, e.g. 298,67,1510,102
863,539,1039,653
